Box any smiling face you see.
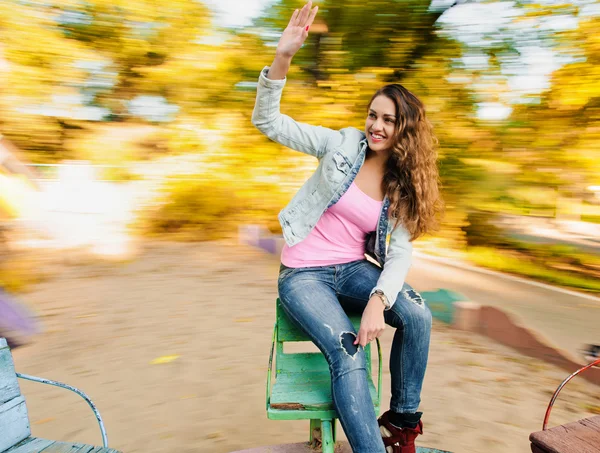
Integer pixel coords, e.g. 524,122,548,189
365,94,397,153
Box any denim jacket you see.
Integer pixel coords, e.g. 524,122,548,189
251,67,412,308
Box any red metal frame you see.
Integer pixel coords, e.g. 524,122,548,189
542,358,600,431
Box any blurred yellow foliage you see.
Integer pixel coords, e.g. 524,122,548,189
0,0,597,293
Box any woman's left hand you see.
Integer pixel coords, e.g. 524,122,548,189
354,297,386,347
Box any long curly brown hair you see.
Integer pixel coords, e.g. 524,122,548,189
368,84,443,241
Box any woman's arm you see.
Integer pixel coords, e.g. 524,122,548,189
266,54,292,81
251,2,342,160
355,226,413,347
371,226,413,309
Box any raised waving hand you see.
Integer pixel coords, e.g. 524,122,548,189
276,1,319,59
267,1,318,80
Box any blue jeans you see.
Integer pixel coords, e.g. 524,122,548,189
278,259,432,453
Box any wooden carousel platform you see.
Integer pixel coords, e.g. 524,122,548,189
232,442,451,452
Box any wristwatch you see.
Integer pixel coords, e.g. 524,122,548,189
373,289,391,310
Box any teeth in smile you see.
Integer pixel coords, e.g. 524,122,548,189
371,133,384,139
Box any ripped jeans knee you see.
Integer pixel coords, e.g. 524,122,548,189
401,287,425,308
330,330,367,379
339,331,361,359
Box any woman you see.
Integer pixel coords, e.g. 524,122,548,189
252,2,442,452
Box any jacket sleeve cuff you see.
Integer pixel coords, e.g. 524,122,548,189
258,66,287,89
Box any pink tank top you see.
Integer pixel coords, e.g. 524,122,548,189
281,181,383,268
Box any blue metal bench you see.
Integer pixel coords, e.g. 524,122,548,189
0,338,121,453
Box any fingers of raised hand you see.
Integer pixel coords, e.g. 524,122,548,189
297,1,312,26
306,5,319,28
288,9,299,27
290,2,318,29
288,3,306,28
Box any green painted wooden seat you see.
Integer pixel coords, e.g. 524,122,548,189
0,338,121,453
266,299,382,452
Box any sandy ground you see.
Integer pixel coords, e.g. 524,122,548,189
8,241,600,453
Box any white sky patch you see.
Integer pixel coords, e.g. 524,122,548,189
197,33,230,46
461,53,489,70
438,1,517,42
74,60,108,71
581,2,600,16
539,14,579,32
17,93,109,121
477,102,512,121
204,0,274,28
129,96,180,122
509,74,550,93
504,45,574,97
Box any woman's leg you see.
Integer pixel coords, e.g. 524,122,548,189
335,259,432,415
278,265,386,453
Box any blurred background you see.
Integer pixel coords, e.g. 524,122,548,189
0,0,599,452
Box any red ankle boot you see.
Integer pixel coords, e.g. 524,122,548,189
378,410,423,453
